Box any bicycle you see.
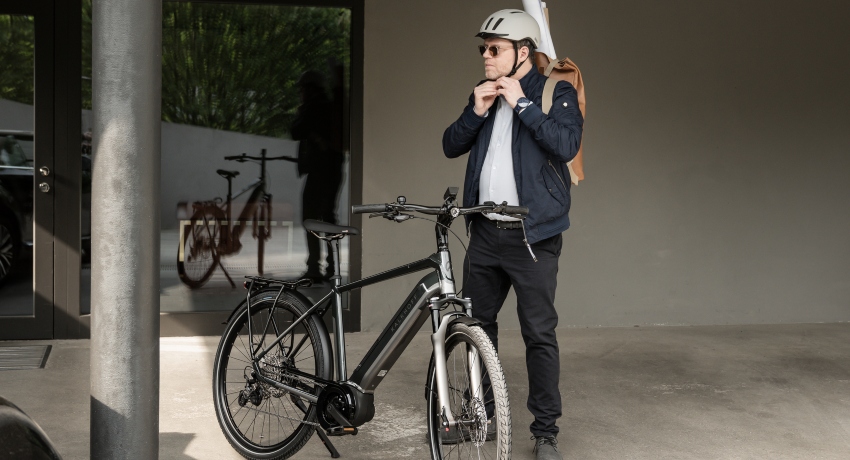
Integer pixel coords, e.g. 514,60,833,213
177,148,295,289
212,187,528,459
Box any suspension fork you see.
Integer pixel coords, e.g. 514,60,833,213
429,292,479,429
431,311,483,429
431,311,461,429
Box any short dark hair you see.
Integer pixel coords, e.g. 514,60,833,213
515,38,536,58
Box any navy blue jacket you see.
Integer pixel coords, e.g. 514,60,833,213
442,69,584,244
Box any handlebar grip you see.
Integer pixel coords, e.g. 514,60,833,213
503,205,529,216
352,204,389,214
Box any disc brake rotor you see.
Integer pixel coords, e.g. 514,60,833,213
468,397,488,446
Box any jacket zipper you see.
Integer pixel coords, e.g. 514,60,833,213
548,159,567,192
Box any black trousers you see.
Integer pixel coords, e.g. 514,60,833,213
463,215,563,437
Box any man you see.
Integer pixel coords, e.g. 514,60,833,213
442,9,583,460
291,70,344,282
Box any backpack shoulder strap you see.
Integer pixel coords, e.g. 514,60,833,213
542,77,557,114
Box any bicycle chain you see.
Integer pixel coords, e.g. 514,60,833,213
237,403,321,427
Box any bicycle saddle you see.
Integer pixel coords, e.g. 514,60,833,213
217,169,240,179
303,219,360,236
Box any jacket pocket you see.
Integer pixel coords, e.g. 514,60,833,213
541,163,567,207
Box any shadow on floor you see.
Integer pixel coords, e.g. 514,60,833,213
160,432,198,460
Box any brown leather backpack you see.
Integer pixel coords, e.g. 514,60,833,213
534,53,586,185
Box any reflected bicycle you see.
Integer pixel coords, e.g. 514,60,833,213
177,149,295,289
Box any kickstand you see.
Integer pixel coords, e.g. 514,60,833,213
314,424,341,458
219,260,236,288
291,396,340,458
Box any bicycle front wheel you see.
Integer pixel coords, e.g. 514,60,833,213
427,322,512,460
177,206,223,288
213,290,332,459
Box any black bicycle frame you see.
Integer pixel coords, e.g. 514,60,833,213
248,249,461,400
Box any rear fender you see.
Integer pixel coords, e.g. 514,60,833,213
225,287,334,380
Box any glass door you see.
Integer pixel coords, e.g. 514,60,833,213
0,0,54,339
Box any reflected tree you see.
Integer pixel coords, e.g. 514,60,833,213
163,3,350,137
0,15,35,105
81,1,350,138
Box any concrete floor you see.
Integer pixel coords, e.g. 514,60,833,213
1,323,849,459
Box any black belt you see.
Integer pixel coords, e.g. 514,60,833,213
480,217,524,230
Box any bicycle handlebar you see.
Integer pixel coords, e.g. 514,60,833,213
351,204,389,214
224,153,297,162
351,201,529,217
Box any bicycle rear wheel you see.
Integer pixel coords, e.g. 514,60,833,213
213,290,331,459
177,206,223,288
426,322,512,459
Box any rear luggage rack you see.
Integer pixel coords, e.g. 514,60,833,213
242,275,314,291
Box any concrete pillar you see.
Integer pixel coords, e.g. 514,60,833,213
90,0,161,457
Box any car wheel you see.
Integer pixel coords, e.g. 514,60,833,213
0,215,21,284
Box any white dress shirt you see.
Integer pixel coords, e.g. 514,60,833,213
479,97,520,222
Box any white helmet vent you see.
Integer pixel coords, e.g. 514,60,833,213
476,9,541,48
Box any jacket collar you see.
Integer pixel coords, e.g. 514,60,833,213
516,63,540,91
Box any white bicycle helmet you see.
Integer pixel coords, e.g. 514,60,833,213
476,9,541,78
476,9,541,48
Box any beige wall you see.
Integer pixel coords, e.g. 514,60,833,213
357,0,850,331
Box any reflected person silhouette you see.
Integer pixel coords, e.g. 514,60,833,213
291,70,344,282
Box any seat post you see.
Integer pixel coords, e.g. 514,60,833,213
330,237,347,381
330,238,342,284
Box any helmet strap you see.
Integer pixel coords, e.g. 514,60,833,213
505,41,528,78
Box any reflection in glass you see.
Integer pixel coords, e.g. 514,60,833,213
80,3,352,314
81,0,93,314
0,15,36,316
161,3,351,313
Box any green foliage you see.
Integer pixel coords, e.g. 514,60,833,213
80,1,350,137
82,0,92,110
161,3,350,137
0,15,35,105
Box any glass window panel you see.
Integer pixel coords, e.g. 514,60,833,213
80,2,352,314
0,14,36,316
161,2,352,313
81,0,92,314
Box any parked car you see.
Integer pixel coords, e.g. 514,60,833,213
0,130,33,284
0,130,92,285
0,395,62,459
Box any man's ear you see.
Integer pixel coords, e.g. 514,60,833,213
519,46,530,62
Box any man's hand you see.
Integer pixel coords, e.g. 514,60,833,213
473,81,499,116
496,77,526,108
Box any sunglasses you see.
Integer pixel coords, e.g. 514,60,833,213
478,44,513,57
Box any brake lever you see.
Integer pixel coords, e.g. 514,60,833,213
368,211,412,222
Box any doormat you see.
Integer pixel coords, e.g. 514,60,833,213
0,345,52,370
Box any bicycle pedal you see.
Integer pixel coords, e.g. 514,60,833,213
326,426,358,437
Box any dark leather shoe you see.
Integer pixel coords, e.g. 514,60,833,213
533,435,561,460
